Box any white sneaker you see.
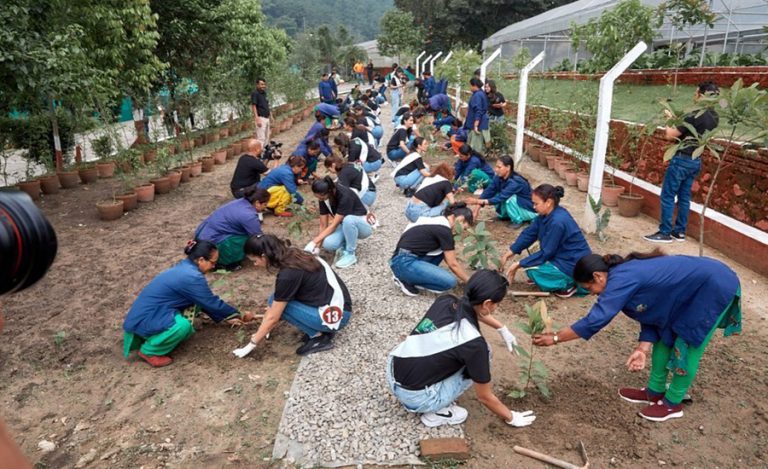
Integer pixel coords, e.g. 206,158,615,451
369,173,380,183
420,404,468,427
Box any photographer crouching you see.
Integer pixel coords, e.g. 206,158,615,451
230,139,284,199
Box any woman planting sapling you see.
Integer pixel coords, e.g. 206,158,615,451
533,250,741,422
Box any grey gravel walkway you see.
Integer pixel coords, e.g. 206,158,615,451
272,102,465,467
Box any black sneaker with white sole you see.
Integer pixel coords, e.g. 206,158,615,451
393,276,419,296
295,334,334,356
643,231,673,243
671,232,686,242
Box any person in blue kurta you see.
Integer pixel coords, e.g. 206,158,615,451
318,74,335,104
123,241,253,367
422,71,436,99
428,93,451,114
463,78,490,155
296,114,333,158
313,103,341,129
292,141,324,179
533,250,742,423
501,184,592,298
465,155,535,226
195,187,270,270
259,156,306,216
453,144,494,193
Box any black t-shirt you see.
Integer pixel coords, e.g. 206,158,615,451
394,222,455,256
393,295,491,390
488,92,505,117
274,267,352,312
349,140,382,163
395,106,410,118
337,165,376,192
676,109,719,155
250,89,270,118
230,155,269,193
394,155,425,178
414,178,453,207
387,127,412,152
351,127,370,143
318,184,368,217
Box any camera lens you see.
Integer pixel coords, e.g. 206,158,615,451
0,191,58,295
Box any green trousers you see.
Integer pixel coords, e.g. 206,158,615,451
216,235,249,266
466,169,491,193
468,129,490,155
499,195,537,224
525,262,586,295
647,294,740,404
123,314,195,358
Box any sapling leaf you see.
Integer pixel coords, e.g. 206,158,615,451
540,300,552,334
514,344,530,357
509,389,527,399
535,381,551,398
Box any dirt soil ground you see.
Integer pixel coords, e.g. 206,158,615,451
1,116,767,469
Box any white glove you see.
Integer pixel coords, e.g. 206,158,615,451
232,342,256,358
303,241,319,254
507,410,536,427
497,326,519,354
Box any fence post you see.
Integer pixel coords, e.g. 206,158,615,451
514,51,545,166
429,52,443,74
415,51,426,76
479,47,502,83
583,41,648,233
442,51,453,64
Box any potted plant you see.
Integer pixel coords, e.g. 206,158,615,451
617,123,654,217
76,159,99,184
601,152,625,206
95,193,124,221
16,157,41,201
155,146,181,189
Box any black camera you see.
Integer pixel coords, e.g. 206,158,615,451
262,140,283,161
0,191,58,295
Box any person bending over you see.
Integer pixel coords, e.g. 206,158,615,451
230,139,268,198
404,163,455,222
453,144,494,193
324,155,377,208
393,137,431,196
258,156,306,217
464,155,535,227
334,133,383,176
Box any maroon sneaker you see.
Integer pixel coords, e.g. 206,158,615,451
138,351,173,368
619,387,664,404
554,286,577,298
639,400,684,422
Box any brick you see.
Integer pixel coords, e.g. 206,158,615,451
419,437,471,461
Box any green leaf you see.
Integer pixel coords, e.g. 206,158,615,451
513,344,529,357
535,381,551,398
663,144,680,161
508,389,527,399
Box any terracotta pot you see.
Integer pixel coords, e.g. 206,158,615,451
181,140,191,151
78,166,99,184
39,175,60,195
601,184,626,207
201,156,215,172
209,132,220,143
17,180,41,201
565,170,579,187
166,170,182,189
96,161,116,178
57,171,80,189
555,159,569,179
194,137,203,148
232,142,242,154
241,121,249,131
617,193,644,217
116,191,138,211
224,147,234,159
135,183,155,202
178,166,192,183
293,114,302,124
546,155,558,170
144,149,157,163
577,173,590,192
538,152,550,166
96,200,124,221
527,145,541,161
212,151,227,165
150,176,171,194
189,162,203,177
220,127,229,138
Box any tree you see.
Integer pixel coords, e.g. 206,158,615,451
377,9,425,63
571,0,661,72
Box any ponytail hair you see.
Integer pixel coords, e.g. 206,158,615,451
498,154,514,174
312,176,338,205
532,184,565,207
243,186,271,204
573,249,666,283
334,133,350,155
444,201,474,226
324,154,346,172
429,162,455,180
465,269,508,305
244,234,321,272
410,136,426,152
185,239,217,261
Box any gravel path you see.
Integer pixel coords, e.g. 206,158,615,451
272,102,465,467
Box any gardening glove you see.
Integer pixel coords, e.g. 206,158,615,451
507,410,536,427
232,342,257,358
497,326,519,354
303,241,319,255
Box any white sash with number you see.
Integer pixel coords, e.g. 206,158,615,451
392,151,422,179
316,257,346,330
349,166,370,205
402,216,450,256
353,137,368,163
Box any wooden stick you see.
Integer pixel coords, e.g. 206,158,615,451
510,291,551,297
513,446,586,469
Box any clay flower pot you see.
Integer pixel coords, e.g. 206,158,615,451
618,193,644,217
39,175,60,195
212,151,226,165
96,200,124,221
96,161,116,178
150,176,171,194
538,152,550,166
576,173,589,192
546,155,558,170
17,180,41,201
555,159,569,179
78,166,99,184
225,147,235,159
565,169,579,187
135,183,155,202
57,170,80,189
177,166,192,183
166,170,182,189
194,137,203,148
209,132,220,143
601,184,626,207
116,191,138,211
190,161,203,177
201,156,215,172
220,127,229,138
143,149,157,163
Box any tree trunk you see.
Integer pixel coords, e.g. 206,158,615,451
131,97,149,147
698,128,736,256
49,97,63,171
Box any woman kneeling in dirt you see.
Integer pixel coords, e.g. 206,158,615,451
387,270,536,428
232,234,352,357
123,241,253,368
533,250,741,422
194,187,270,271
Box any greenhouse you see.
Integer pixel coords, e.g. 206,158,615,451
482,0,768,70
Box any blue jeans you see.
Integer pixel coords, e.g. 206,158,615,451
387,148,407,162
391,90,401,121
390,252,457,292
386,355,472,413
361,190,376,207
394,169,424,190
659,155,701,235
322,215,373,253
376,95,386,105
404,200,447,222
371,126,383,146
363,159,383,173
269,295,351,337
